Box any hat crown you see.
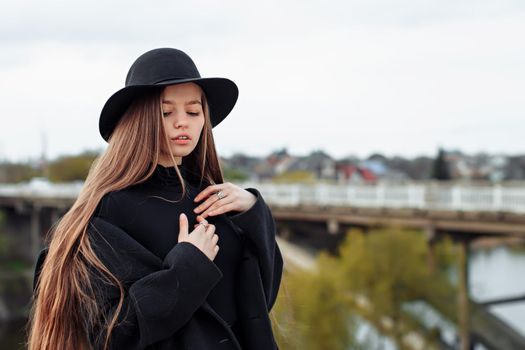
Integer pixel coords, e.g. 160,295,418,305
125,48,201,86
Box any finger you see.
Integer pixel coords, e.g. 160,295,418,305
178,213,188,242
206,224,216,237
195,222,208,233
194,192,223,214
202,200,235,217
200,197,231,217
193,184,220,203
196,215,208,224
193,216,210,233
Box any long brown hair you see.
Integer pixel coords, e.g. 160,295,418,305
26,84,224,350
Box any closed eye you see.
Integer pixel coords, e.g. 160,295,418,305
162,111,200,117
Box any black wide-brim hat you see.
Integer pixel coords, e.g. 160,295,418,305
99,48,239,142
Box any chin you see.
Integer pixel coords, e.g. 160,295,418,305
171,150,194,158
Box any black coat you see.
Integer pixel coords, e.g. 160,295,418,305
33,187,283,350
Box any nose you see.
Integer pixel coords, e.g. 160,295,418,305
172,110,189,129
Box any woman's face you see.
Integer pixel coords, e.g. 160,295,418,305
159,83,205,165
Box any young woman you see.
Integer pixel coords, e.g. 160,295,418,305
27,48,283,350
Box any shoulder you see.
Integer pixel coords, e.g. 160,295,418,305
95,189,130,211
94,189,138,228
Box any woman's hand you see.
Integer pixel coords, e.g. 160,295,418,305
193,182,257,219
178,213,219,261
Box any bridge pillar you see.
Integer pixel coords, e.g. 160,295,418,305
425,225,438,272
458,238,471,350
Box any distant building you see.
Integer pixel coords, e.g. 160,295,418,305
284,150,337,181
445,150,509,181
336,163,377,184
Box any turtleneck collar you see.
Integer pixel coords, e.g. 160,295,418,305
149,161,208,188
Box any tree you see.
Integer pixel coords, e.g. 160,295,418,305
0,162,40,183
431,148,451,180
272,170,316,184
47,150,100,182
271,227,457,349
335,228,456,348
222,166,249,182
271,264,359,350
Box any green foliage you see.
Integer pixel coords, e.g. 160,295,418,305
48,149,100,182
0,162,40,183
222,166,249,182
337,228,456,345
272,268,359,350
272,170,316,184
1,259,31,272
272,227,458,349
0,210,9,257
0,235,8,257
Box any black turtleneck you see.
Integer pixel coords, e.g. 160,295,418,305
93,161,244,333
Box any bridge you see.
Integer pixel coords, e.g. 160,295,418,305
2,178,525,277
2,179,524,258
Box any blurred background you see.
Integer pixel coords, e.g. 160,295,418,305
1,1,524,349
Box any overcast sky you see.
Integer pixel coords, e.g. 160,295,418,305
1,0,524,162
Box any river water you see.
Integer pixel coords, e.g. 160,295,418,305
470,244,525,335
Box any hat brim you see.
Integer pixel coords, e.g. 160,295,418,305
99,77,238,142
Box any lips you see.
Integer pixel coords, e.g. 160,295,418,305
172,134,191,140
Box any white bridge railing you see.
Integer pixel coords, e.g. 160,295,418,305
239,181,525,214
2,179,525,214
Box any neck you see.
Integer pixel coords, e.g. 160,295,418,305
158,156,182,167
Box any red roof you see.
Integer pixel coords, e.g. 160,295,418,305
338,164,377,182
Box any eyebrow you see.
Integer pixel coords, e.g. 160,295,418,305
162,99,202,106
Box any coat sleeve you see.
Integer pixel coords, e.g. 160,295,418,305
85,216,223,349
226,187,283,311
